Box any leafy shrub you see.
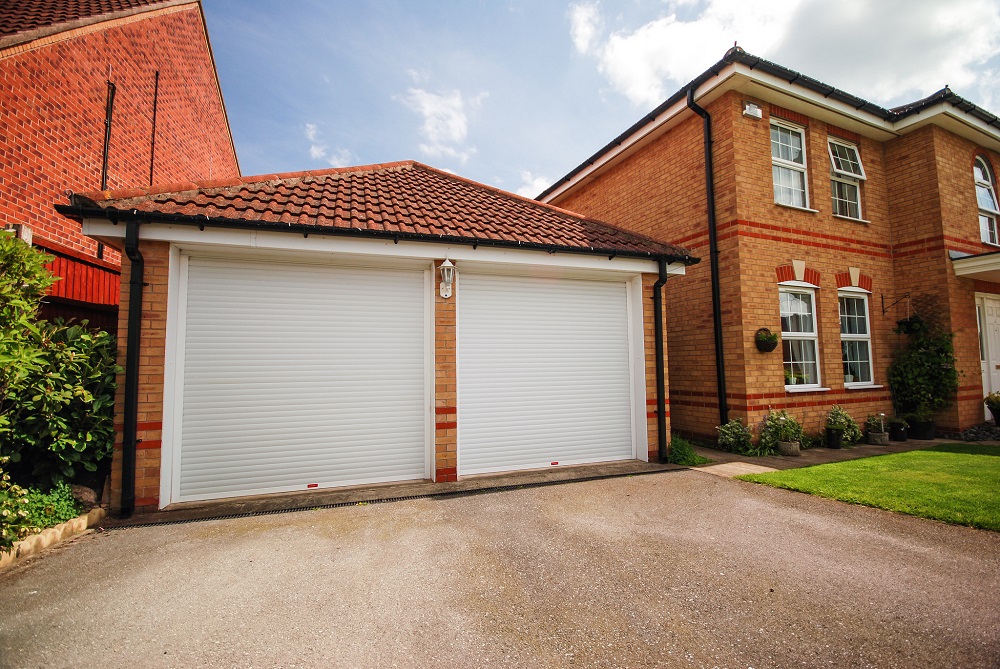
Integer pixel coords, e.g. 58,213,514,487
826,405,863,445
887,317,958,420
4,321,119,486
866,413,888,434
667,435,712,466
23,482,82,529
0,457,33,554
0,232,120,487
716,419,754,454
758,410,803,455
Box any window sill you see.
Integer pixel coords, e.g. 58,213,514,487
832,214,871,224
845,384,883,390
785,386,832,393
982,240,1000,248
776,202,819,213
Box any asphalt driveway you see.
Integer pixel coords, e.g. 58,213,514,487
2,469,998,668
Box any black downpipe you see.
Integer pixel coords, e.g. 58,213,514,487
121,221,144,518
149,71,159,187
686,88,729,426
653,259,669,462
101,81,117,190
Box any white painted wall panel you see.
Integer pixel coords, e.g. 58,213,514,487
177,257,426,501
457,273,633,474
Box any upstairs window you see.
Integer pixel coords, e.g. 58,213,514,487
771,122,808,208
828,140,866,220
975,157,999,245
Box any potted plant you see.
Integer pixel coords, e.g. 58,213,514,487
907,411,936,440
825,405,862,449
985,392,1000,424
866,413,889,445
784,368,795,385
759,409,803,456
755,327,779,353
887,316,958,439
887,416,908,441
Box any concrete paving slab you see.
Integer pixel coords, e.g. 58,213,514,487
695,462,778,477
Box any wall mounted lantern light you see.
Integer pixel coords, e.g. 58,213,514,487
439,259,456,298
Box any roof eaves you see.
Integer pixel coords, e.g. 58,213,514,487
55,203,699,266
0,0,192,51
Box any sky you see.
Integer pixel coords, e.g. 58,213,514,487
201,0,1000,198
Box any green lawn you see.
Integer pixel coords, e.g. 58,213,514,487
737,443,1000,531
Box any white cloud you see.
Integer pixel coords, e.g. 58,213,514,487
576,0,1000,111
515,170,552,198
569,3,602,54
591,0,800,106
303,123,355,168
398,88,486,164
773,0,1000,107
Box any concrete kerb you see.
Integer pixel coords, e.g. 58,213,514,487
0,507,107,574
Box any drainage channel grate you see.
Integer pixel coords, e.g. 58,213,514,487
105,466,679,530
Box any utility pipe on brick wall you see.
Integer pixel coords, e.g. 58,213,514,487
120,220,144,518
686,88,729,426
653,258,669,462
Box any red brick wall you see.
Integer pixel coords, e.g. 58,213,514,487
551,90,901,439
0,4,239,311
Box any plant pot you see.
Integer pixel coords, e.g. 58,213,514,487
844,374,854,383
909,420,935,440
888,424,907,441
825,427,844,449
777,440,801,456
867,431,889,445
988,406,1000,424
755,327,778,353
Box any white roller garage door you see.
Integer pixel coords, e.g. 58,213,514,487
174,256,428,502
457,272,635,475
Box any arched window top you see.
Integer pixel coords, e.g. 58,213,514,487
976,156,999,245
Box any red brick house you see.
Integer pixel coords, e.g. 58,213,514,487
57,161,696,515
541,47,1000,439
0,0,240,331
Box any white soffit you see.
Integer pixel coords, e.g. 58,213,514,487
954,252,1000,283
81,219,676,275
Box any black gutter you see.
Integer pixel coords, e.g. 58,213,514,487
686,88,728,426
54,204,700,267
100,81,116,191
653,259,669,462
120,220,144,518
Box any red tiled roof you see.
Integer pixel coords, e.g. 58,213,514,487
67,161,695,261
0,0,180,42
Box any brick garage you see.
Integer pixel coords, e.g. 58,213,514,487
543,47,1000,438
59,161,695,514
0,0,239,329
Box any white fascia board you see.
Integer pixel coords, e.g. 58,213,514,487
954,252,1000,279
82,218,683,276
892,103,1000,153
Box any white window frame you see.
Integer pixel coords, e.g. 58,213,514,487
828,139,866,221
838,289,873,387
780,286,821,389
975,156,999,246
771,121,809,209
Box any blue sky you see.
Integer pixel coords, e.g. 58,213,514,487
202,0,1000,197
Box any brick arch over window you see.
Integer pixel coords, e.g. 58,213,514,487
836,270,873,292
776,263,820,286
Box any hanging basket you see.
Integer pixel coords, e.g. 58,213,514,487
754,327,779,353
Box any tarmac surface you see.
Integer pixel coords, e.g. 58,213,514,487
2,461,998,668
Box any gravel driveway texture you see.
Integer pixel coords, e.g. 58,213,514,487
1,469,997,669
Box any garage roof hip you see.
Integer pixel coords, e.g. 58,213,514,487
57,160,698,264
